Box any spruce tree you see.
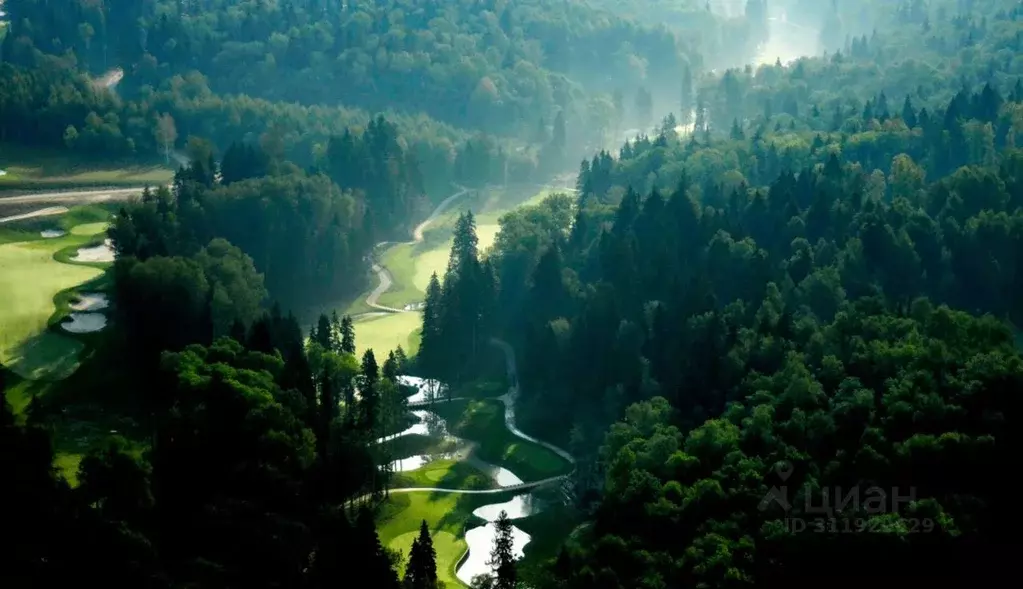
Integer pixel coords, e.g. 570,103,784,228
404,520,438,589
488,510,516,589
361,350,379,434
315,313,332,349
420,273,445,381
330,311,343,353
448,211,479,276
340,314,356,355
383,351,399,382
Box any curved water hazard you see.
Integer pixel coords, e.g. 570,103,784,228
71,238,115,263
459,524,531,585
61,312,107,333
379,344,574,585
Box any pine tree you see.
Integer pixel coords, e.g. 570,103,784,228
360,349,379,433
902,95,918,128
448,211,479,276
404,520,438,589
488,510,516,589
315,313,332,349
420,273,445,381
383,351,400,382
330,311,343,353
340,314,356,355
393,346,408,373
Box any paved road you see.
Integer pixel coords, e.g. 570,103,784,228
363,186,469,313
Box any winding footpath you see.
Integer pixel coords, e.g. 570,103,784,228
364,186,470,313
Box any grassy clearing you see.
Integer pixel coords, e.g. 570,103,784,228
383,433,458,458
0,144,173,190
0,230,107,379
433,399,571,482
69,222,109,236
354,311,422,359
412,243,450,293
377,242,422,309
0,204,113,245
391,458,496,490
377,491,519,588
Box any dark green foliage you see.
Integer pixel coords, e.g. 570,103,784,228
403,520,438,589
489,510,517,589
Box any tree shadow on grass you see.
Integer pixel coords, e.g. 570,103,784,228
6,329,84,381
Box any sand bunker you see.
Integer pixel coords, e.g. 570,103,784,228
61,312,107,333
71,238,115,263
41,229,66,238
69,293,109,312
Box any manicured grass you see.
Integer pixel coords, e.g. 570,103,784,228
69,222,109,236
433,399,572,482
354,311,423,359
389,528,465,587
0,204,113,245
0,228,107,379
412,243,451,293
391,458,496,490
377,490,520,588
0,144,173,189
382,433,458,458
377,243,423,309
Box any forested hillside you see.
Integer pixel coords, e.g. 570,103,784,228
1,0,714,144
4,0,1023,588
414,1,1023,586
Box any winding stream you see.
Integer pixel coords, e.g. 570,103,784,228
381,343,575,586
360,185,576,584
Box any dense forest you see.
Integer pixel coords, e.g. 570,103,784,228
4,0,1023,588
1,0,702,139
414,1,1023,586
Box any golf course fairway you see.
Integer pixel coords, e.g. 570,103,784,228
353,186,569,360
0,227,109,379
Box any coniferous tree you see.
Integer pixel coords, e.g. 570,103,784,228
315,313,332,349
340,314,356,355
383,351,400,382
420,273,445,381
360,349,379,434
330,311,343,353
489,510,517,589
404,520,438,589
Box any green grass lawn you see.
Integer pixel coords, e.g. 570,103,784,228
382,433,458,458
377,490,520,588
354,311,423,359
391,458,496,490
0,230,107,379
377,243,422,309
411,243,451,293
432,399,572,482
69,222,109,236
0,144,173,190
